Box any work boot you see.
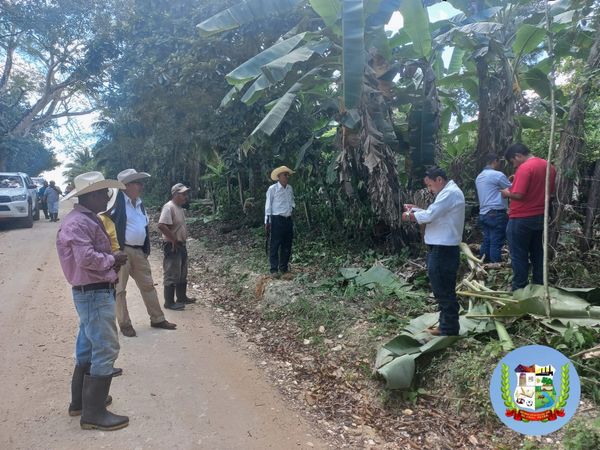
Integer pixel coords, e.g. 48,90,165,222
80,374,129,431
163,285,184,311
68,364,112,416
175,283,196,304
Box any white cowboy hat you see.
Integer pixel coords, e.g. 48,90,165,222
171,183,191,195
117,168,151,184
63,172,125,201
270,166,295,181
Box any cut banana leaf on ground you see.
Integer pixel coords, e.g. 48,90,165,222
493,285,600,324
375,308,495,390
340,265,417,298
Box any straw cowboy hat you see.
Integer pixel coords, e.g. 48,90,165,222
117,168,151,184
63,172,125,201
270,166,295,181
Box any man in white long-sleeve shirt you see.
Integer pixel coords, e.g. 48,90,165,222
265,166,296,275
401,167,465,336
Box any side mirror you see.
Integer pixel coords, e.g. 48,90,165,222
28,185,37,189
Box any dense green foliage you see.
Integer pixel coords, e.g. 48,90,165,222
2,0,600,248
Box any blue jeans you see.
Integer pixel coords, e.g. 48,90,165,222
72,288,120,376
479,210,508,263
427,245,460,335
506,215,544,291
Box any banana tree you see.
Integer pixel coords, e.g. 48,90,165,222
197,0,427,229
433,0,586,170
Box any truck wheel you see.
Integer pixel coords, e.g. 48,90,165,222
22,205,34,228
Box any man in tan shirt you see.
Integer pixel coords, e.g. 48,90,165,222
158,183,197,310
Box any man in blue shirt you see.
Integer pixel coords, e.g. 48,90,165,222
475,154,512,263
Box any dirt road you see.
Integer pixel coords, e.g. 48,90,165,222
0,202,327,450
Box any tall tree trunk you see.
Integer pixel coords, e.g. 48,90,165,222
582,161,600,252
475,54,516,171
551,32,600,246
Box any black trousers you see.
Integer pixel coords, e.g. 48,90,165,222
269,215,293,273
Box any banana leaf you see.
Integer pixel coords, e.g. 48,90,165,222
225,33,307,89
512,24,546,61
398,0,432,58
197,0,303,37
310,0,341,27
376,306,493,390
342,0,365,110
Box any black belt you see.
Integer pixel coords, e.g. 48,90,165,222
72,282,115,292
125,244,144,249
273,215,292,220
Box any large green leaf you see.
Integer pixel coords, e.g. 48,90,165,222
240,74,271,105
408,105,436,173
225,33,307,89
434,22,503,47
309,0,341,27
512,24,546,60
377,354,416,389
197,0,303,37
261,39,331,84
249,67,323,138
447,47,465,74
252,92,298,137
520,67,551,99
398,0,432,58
342,0,365,110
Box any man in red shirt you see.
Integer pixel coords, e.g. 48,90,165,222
501,144,556,290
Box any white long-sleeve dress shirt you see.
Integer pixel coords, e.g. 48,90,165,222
265,182,295,223
413,180,465,246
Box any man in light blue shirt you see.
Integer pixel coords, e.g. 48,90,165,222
265,166,295,276
402,167,465,336
475,154,512,263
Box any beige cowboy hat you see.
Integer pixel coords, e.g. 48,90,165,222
117,168,151,184
63,172,125,201
270,166,295,181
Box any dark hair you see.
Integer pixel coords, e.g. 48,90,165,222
485,154,500,165
424,166,447,181
505,143,530,161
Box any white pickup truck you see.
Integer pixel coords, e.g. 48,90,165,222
0,172,40,228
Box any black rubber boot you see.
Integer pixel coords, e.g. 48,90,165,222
176,283,196,304
80,374,129,431
164,285,184,310
68,364,113,416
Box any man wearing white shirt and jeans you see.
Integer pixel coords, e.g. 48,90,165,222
265,166,295,276
402,167,465,336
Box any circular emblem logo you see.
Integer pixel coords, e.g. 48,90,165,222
489,344,580,435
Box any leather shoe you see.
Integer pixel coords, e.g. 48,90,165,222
427,326,458,337
151,320,177,330
120,325,136,337
427,326,442,336
112,367,123,377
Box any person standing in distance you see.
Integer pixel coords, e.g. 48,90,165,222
475,154,512,263
158,183,197,310
56,172,129,431
265,166,295,277
108,169,177,337
501,143,556,291
402,167,465,336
